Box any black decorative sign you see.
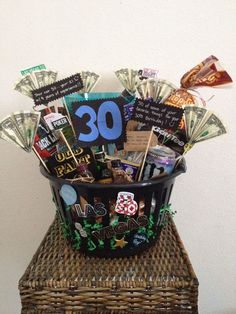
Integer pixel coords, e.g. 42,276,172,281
32,73,83,106
71,97,126,147
133,98,184,131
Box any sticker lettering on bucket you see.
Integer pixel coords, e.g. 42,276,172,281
73,202,107,217
92,215,148,240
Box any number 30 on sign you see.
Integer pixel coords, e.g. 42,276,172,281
71,97,126,147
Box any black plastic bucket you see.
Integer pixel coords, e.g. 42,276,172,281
41,160,186,258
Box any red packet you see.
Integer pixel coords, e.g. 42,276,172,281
180,55,233,88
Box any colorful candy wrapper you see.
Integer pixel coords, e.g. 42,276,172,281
34,118,58,158
180,55,233,88
165,88,197,107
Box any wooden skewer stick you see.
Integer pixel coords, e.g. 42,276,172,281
62,97,76,137
138,126,155,181
32,147,51,173
59,130,78,166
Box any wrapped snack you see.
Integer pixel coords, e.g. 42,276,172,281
142,145,176,180
181,55,232,88
120,159,140,181
165,88,197,107
111,159,133,184
34,118,58,158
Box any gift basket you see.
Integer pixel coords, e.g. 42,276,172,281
0,57,232,257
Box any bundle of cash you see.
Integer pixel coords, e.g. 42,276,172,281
0,111,41,152
115,68,140,95
183,106,226,145
137,79,176,103
80,71,100,93
14,69,58,98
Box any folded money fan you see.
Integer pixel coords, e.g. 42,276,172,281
0,111,40,152
183,106,227,147
14,68,58,98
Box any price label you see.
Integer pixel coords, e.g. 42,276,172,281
71,97,126,147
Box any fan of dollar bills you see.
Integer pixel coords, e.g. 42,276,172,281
0,111,40,152
14,70,58,98
80,71,100,93
183,106,226,145
115,68,140,95
137,79,176,103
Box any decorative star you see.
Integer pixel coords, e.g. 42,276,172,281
115,237,128,248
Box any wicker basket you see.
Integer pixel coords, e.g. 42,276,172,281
19,215,198,313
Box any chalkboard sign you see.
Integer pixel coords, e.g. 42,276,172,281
71,97,126,147
32,73,83,106
133,98,184,131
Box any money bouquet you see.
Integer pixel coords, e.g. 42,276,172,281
0,56,232,257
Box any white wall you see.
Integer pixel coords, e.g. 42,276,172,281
0,1,236,313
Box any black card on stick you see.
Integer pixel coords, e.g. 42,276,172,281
133,98,184,131
32,73,83,106
71,97,126,147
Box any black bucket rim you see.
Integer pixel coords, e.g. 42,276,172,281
40,158,186,189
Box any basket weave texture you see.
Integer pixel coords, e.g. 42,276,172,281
19,216,198,313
